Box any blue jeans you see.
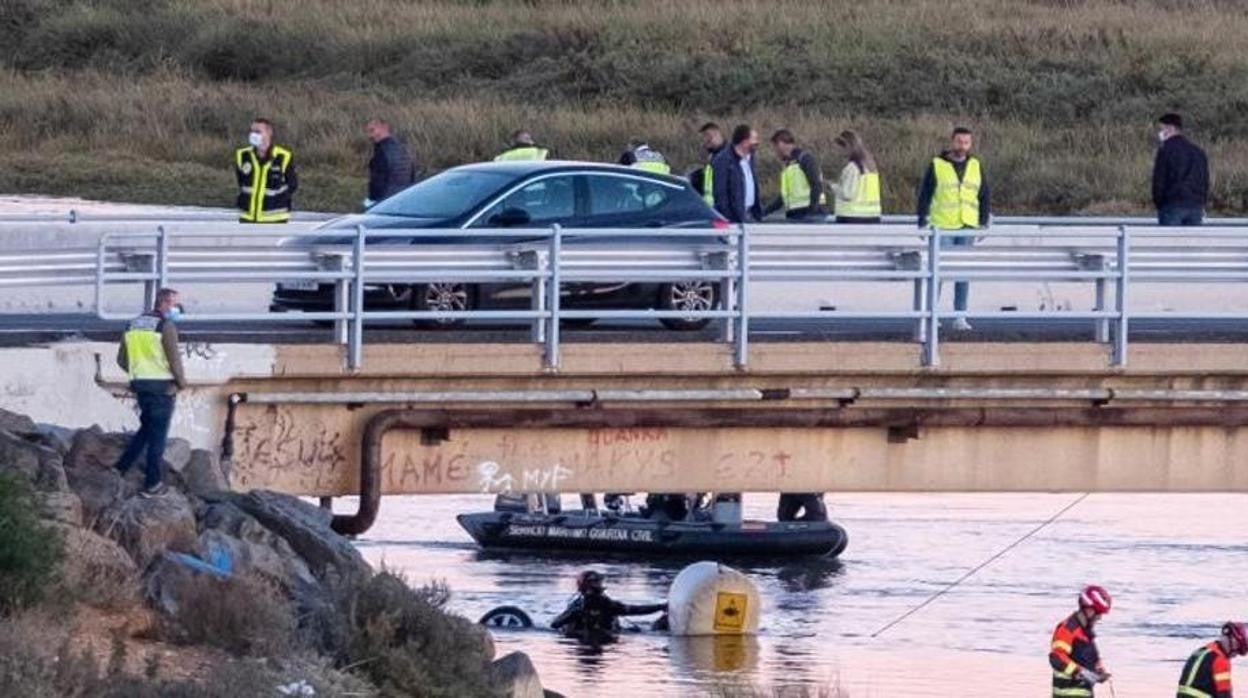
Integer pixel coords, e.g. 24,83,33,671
116,381,176,489
939,232,974,312
1158,206,1203,226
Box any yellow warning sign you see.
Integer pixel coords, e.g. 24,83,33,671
713,591,748,633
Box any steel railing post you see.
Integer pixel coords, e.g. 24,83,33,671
94,233,107,317
530,249,547,344
349,225,366,371
923,227,941,366
734,223,750,370
327,253,349,345
1113,225,1129,366
156,225,169,290
1094,269,1109,344
545,224,562,369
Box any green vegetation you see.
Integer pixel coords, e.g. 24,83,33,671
0,472,63,614
1,0,1247,213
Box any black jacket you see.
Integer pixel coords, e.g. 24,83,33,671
765,147,825,218
368,136,416,202
550,593,666,635
1152,135,1209,210
916,151,991,228
711,146,763,223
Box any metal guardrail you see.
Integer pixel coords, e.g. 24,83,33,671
6,222,1248,369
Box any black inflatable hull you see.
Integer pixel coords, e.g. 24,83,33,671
456,511,848,559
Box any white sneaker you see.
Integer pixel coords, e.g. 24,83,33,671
951,317,973,331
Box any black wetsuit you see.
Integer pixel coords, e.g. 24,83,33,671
550,593,666,635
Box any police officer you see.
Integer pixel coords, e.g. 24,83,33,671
235,118,297,224
114,288,188,497
691,122,726,207
765,129,827,221
550,571,667,637
494,129,549,161
916,126,991,331
619,141,671,174
1176,621,1246,698
1049,585,1113,697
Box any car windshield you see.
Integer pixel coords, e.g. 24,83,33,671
369,169,513,219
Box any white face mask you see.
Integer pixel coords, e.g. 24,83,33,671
248,131,264,148
1158,130,1170,143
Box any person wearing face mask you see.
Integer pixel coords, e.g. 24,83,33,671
114,288,188,498
916,126,991,331
1176,621,1247,698
235,118,297,223
711,124,763,223
1152,113,1210,227
691,122,726,207
1049,585,1113,697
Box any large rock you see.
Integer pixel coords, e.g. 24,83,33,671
490,652,544,698
56,523,140,610
196,505,321,605
38,490,83,526
0,408,38,437
201,490,370,588
163,438,192,474
96,490,198,570
183,449,229,496
0,428,69,492
65,455,136,524
66,426,130,472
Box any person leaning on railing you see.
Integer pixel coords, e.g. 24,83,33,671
830,130,882,224
234,117,297,224
916,125,991,332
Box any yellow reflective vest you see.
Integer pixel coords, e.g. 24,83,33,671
701,164,715,206
123,314,173,381
494,146,550,162
235,145,294,223
929,156,982,229
834,165,882,218
779,159,827,213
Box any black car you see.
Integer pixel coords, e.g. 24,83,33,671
270,161,730,330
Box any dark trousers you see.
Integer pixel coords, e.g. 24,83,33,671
116,382,176,489
777,493,828,522
1158,206,1203,226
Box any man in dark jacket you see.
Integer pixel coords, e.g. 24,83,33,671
364,119,416,209
1152,113,1209,226
711,124,762,223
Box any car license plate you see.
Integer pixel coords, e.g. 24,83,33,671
279,281,318,291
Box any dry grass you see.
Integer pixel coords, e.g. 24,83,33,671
3,0,1248,213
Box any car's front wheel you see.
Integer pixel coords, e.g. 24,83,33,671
658,281,718,331
413,282,475,327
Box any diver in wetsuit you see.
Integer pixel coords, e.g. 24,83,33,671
550,571,667,637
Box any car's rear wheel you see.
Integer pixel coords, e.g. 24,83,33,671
658,281,718,331
413,282,475,327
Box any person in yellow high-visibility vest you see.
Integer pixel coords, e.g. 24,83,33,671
691,122,726,207
916,126,992,331
114,288,188,497
234,118,297,224
618,141,672,174
830,130,882,224
494,129,550,161
764,129,827,221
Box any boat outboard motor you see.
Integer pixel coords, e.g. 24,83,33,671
666,561,760,636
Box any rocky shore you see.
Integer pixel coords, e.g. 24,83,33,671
0,407,560,697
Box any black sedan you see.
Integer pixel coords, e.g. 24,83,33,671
270,161,730,330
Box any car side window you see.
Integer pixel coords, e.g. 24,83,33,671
475,176,577,226
586,175,674,217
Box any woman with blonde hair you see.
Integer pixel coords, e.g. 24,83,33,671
830,130,882,223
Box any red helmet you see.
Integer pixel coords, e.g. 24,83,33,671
1223,622,1248,656
1079,585,1112,615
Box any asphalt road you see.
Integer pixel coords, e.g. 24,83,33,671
3,313,1248,347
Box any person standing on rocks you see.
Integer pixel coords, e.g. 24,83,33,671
115,288,187,497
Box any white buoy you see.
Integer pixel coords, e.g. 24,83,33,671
666,561,760,636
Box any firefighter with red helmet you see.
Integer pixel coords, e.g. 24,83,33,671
1176,621,1248,698
1050,585,1113,697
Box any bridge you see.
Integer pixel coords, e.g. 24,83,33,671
4,212,1248,533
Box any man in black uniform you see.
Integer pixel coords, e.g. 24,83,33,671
551,571,666,637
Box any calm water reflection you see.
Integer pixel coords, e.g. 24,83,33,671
353,493,1248,697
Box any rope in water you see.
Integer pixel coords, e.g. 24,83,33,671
870,491,1091,638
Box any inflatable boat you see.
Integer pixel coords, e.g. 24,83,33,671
456,509,849,559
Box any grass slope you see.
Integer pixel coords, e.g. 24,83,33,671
2,0,1246,214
